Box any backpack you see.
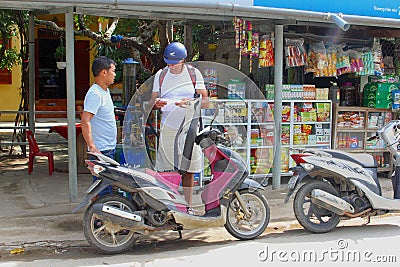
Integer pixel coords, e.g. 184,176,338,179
158,63,197,95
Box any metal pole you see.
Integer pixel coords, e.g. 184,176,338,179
184,22,193,60
28,12,35,132
65,10,78,202
272,24,283,190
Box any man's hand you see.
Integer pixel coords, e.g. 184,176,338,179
153,98,167,109
175,98,190,108
89,144,101,154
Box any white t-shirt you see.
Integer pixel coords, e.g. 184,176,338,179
152,66,206,129
84,84,117,151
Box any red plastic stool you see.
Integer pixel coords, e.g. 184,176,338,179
26,130,54,175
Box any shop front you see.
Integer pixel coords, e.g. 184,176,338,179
2,0,400,199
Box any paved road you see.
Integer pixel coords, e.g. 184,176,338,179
1,214,399,267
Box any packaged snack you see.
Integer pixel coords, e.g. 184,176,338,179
233,18,241,49
336,47,351,76
326,46,338,77
372,38,384,76
258,34,274,68
360,51,374,76
302,124,313,135
348,50,364,74
306,41,327,77
383,56,395,75
285,38,307,68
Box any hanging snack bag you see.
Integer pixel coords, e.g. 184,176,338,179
306,45,318,74
336,47,351,76
233,18,241,49
348,50,364,74
249,31,259,73
246,21,252,54
285,38,307,68
259,35,274,68
251,32,259,56
326,46,338,77
308,41,327,77
372,39,384,76
360,51,374,76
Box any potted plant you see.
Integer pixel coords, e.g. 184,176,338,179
54,40,66,69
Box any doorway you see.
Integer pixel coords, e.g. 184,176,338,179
35,30,90,101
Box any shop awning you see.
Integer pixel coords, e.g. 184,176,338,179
2,0,400,29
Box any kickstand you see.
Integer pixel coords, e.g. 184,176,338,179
177,229,182,239
364,216,371,225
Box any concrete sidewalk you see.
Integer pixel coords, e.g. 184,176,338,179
0,139,396,256
0,153,296,252
0,157,92,251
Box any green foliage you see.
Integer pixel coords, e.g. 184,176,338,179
0,47,21,70
74,14,94,30
0,10,24,70
54,43,66,61
113,18,143,37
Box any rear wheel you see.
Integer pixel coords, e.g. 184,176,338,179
83,194,137,254
225,189,270,240
294,180,340,233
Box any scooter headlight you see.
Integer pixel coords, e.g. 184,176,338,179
300,163,314,172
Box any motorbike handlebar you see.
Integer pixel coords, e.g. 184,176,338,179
367,134,378,141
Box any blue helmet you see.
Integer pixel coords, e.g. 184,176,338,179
163,42,187,64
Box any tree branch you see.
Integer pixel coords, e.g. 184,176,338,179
105,17,119,38
35,15,170,72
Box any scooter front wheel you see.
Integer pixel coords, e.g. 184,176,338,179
83,194,137,254
294,180,340,233
225,189,270,240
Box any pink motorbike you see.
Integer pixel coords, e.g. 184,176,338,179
73,97,270,254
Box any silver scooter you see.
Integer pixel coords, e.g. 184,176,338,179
285,120,400,233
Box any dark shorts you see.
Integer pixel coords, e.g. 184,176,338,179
90,148,116,196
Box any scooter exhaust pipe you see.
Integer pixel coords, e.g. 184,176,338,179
311,189,355,215
92,203,144,229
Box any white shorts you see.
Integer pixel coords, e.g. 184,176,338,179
155,124,202,173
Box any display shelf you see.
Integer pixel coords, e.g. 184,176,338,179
202,99,332,178
147,99,332,182
332,104,393,173
144,99,332,185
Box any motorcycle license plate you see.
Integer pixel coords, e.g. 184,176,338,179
86,179,102,193
287,174,299,190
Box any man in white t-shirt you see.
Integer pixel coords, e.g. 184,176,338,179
82,56,117,163
149,42,209,209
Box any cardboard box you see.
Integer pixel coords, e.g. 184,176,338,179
316,129,324,135
323,129,331,135
308,135,316,145
364,90,392,101
365,99,392,109
365,82,399,94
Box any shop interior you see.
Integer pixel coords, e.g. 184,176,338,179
153,19,400,179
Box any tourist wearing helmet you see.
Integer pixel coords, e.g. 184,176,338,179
149,42,209,212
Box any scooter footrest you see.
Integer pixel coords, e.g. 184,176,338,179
169,206,227,229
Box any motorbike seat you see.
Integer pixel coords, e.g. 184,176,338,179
322,150,377,168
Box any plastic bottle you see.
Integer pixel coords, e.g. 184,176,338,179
346,132,351,148
340,82,356,106
329,81,340,104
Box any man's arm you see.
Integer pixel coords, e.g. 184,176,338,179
197,89,209,109
149,91,167,110
81,111,100,154
194,68,209,108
